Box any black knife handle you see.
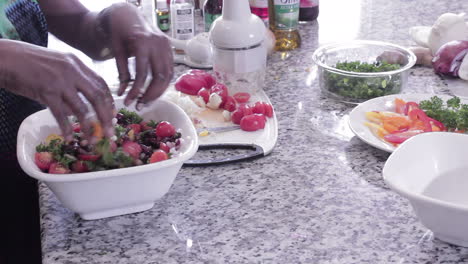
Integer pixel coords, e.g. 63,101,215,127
183,143,265,166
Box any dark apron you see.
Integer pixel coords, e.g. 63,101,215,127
0,0,48,263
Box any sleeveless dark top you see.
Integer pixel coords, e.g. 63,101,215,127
0,0,48,161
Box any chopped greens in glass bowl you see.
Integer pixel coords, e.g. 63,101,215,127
312,40,417,104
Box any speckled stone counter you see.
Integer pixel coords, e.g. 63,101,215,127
40,0,468,263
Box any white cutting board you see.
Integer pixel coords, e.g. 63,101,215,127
162,86,278,164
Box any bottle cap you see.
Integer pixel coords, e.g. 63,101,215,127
157,0,168,9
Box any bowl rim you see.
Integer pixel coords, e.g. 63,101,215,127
17,98,199,182
312,40,417,77
383,132,468,213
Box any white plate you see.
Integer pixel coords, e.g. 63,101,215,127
348,93,458,152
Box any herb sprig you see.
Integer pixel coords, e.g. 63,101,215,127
419,96,468,131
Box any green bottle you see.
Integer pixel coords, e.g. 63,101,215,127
203,0,222,32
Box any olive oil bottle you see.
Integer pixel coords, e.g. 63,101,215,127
268,0,301,51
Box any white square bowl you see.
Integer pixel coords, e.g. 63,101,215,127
383,132,468,247
17,98,198,220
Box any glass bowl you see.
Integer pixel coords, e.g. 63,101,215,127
312,40,417,104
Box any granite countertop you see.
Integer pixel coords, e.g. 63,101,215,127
40,0,468,263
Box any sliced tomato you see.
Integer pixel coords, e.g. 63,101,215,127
159,142,170,153
149,150,168,163
233,92,251,103
122,141,142,159
34,152,54,171
210,83,228,107
156,121,176,138
197,88,210,103
189,70,216,89
240,114,266,132
263,103,274,118
253,101,266,115
49,162,71,174
128,124,141,134
223,96,237,112
175,73,207,95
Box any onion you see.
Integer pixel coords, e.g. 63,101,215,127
432,40,468,77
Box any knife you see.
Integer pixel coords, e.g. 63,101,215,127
196,125,240,134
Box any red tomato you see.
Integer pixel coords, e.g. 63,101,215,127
263,103,274,118
72,123,81,133
49,162,71,174
253,101,266,115
175,74,208,95
78,154,101,162
159,142,171,153
149,150,168,163
197,88,210,103
156,121,176,138
231,104,252,124
210,83,228,107
240,104,253,116
233,92,251,103
71,161,89,173
122,141,142,159
34,152,54,171
128,124,141,134
223,96,237,112
189,70,216,88
240,114,266,132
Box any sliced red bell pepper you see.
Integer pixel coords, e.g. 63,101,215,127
427,117,446,131
404,102,420,115
384,130,424,144
408,109,432,132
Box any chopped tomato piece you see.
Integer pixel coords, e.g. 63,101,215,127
149,150,168,163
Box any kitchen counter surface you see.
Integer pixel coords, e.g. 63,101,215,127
40,0,468,263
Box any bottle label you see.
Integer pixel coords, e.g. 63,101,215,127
204,13,221,32
249,0,268,8
171,6,195,40
300,0,318,8
157,13,170,31
273,0,300,30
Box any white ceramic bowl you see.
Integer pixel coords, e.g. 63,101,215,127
17,98,198,220
383,132,468,247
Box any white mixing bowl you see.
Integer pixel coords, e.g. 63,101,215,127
17,98,198,220
383,132,468,246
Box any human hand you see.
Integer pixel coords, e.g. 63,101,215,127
104,3,174,110
0,40,115,142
